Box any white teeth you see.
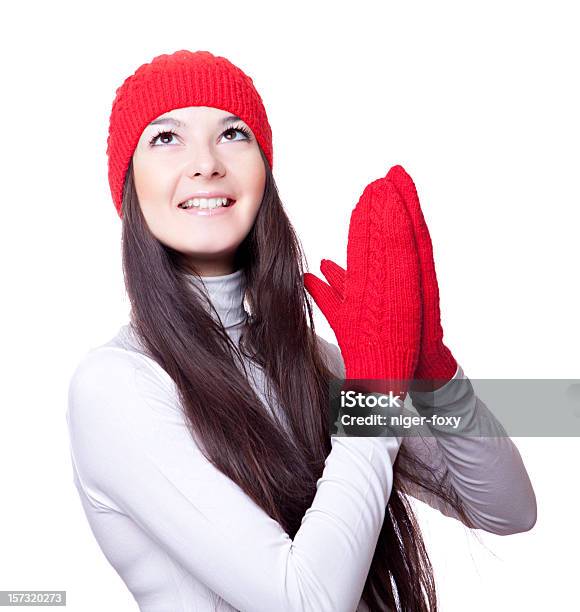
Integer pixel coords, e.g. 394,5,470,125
179,197,231,209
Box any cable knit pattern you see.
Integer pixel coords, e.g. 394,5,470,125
106,49,273,218
304,177,422,395
385,165,458,387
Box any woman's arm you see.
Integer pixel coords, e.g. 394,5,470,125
66,346,401,612
403,363,537,534
318,336,537,535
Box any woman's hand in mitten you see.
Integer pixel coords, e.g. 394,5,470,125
303,177,422,398
386,165,458,391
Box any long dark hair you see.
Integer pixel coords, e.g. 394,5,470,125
120,147,474,611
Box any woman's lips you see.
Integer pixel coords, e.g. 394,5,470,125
178,200,237,217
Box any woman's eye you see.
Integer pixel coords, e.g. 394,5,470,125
149,130,178,146
220,127,250,142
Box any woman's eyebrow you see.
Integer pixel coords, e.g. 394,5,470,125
147,114,243,128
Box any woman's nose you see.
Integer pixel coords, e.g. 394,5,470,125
186,153,226,178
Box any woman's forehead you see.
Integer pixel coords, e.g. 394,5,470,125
150,106,241,123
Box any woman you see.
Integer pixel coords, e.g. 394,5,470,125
66,49,536,612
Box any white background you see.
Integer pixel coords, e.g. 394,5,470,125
1,1,578,610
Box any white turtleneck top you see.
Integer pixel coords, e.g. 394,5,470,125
66,268,536,612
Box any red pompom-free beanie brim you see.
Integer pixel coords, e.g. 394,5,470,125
106,49,273,218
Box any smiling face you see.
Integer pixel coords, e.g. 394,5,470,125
132,106,266,276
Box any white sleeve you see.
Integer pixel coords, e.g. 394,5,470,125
66,347,401,612
404,363,537,534
315,335,537,535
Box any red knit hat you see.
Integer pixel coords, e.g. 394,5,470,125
106,49,273,218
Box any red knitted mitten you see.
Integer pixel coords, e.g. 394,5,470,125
304,178,422,397
386,165,458,390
